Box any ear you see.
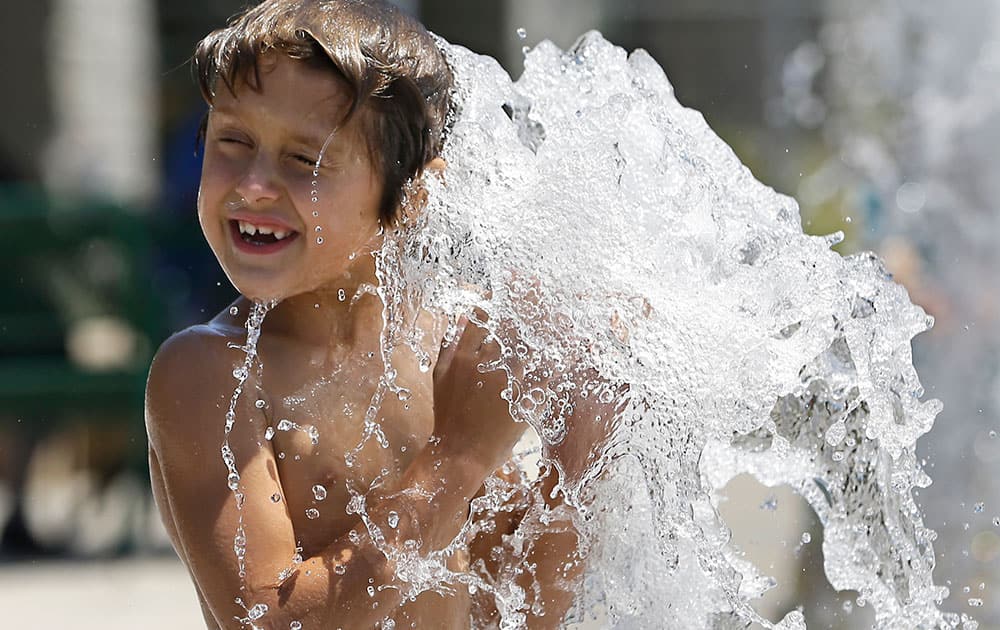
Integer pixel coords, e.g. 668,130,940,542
399,157,447,224
424,156,446,175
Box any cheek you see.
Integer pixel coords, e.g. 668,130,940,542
201,141,252,187
196,168,231,243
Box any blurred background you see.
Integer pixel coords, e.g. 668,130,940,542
1,0,997,627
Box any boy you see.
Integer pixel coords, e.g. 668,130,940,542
146,1,598,627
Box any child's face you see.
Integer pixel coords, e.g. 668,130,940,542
198,53,383,301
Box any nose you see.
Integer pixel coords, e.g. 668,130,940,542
235,153,281,206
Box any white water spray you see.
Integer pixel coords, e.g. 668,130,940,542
368,33,959,629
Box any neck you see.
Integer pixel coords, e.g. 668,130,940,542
259,252,385,351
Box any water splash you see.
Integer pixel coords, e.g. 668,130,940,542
216,30,966,629
358,33,961,628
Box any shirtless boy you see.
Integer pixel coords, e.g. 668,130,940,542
145,1,594,628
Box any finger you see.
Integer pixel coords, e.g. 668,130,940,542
434,314,469,380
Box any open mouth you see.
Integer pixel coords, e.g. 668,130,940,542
229,220,300,253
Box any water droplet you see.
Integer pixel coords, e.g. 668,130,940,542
247,603,268,620
278,452,286,459
969,598,984,607
227,472,240,490
832,451,845,462
312,484,328,501
265,426,275,440
338,288,347,301
233,367,248,380
315,226,323,232
277,419,294,431
334,564,346,575
290,622,303,630
760,496,778,511
801,532,812,544
317,237,324,245
309,426,320,444
312,210,319,217
229,306,240,316
306,508,320,520
367,585,376,597
993,517,1000,526
387,511,399,529
516,27,527,39
974,502,985,513
255,399,266,409
271,493,281,503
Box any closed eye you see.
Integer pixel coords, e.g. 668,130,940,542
218,137,251,147
293,154,317,167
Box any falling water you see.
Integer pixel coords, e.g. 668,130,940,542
783,0,1000,625
220,299,274,626
311,130,337,246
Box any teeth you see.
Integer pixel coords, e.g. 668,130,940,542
236,220,292,240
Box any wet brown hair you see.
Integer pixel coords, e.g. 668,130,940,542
193,0,454,223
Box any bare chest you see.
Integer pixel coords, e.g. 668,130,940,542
256,344,435,554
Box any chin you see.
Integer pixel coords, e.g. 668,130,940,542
227,272,295,304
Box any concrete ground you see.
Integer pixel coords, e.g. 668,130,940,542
0,556,204,628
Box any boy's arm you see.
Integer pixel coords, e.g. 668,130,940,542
148,447,221,630
147,329,407,629
493,369,625,628
528,368,626,628
519,468,584,630
146,324,524,629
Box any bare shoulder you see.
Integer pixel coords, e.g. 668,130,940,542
145,308,246,455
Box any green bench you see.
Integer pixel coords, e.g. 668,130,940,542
0,186,168,553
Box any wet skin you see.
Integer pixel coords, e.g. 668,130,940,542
146,55,583,629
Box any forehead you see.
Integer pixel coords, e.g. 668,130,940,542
211,53,360,147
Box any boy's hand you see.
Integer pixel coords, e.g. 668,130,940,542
430,298,627,491
432,309,527,477
544,370,627,489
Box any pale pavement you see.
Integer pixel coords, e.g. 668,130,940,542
0,556,205,628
